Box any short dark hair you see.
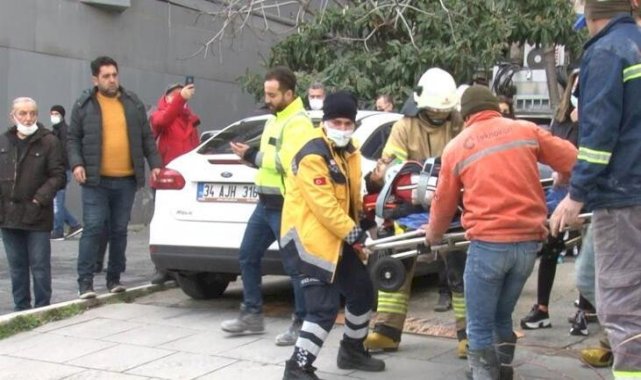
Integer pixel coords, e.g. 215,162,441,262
309,82,325,91
91,56,119,77
265,66,296,93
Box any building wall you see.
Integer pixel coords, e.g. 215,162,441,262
0,0,289,224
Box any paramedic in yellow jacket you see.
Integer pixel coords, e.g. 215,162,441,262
365,68,469,358
221,66,313,347
281,92,385,379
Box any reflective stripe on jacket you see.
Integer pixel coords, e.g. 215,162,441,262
281,128,362,283
571,15,641,210
254,98,313,207
430,111,577,242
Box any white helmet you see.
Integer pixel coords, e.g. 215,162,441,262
413,68,458,112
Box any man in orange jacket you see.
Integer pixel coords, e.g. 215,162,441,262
424,86,578,379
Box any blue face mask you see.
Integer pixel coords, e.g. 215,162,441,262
570,95,578,109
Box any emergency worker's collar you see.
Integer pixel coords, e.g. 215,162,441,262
464,110,502,128
584,14,636,50
417,113,451,133
275,97,305,121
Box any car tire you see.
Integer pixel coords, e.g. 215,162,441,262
177,273,230,300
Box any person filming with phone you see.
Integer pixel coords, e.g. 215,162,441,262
148,78,200,284
150,79,200,167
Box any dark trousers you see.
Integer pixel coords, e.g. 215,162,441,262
2,228,51,311
77,177,136,284
293,245,374,366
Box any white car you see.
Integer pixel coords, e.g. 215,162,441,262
149,110,403,299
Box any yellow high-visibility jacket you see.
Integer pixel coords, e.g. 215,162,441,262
254,98,313,207
280,127,363,283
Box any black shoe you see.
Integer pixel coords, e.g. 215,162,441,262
568,309,598,324
78,281,97,299
150,270,172,285
107,279,126,293
520,304,552,330
570,310,589,336
283,359,320,380
434,292,452,312
50,232,65,241
65,225,83,239
337,340,385,372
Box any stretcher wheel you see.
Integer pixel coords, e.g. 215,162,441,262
372,256,406,292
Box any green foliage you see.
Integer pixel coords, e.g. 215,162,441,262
0,304,84,340
239,0,584,107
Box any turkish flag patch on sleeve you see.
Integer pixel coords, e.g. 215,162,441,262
313,177,327,186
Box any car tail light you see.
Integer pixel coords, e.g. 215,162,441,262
151,168,185,190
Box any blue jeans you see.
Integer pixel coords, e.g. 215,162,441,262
53,171,81,235
575,225,595,307
77,177,137,284
2,228,52,311
238,201,305,320
464,240,540,350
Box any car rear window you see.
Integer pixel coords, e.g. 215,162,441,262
197,119,267,155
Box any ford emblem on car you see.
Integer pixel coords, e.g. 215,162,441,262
221,171,233,178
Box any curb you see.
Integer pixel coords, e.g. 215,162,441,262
0,282,176,332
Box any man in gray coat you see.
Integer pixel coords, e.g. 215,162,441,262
68,56,162,299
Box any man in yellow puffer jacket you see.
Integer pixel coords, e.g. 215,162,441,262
281,92,385,379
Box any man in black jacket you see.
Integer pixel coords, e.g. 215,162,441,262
68,56,162,299
50,105,83,241
1,97,65,311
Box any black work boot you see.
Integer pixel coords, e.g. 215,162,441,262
337,339,385,372
468,347,500,380
283,359,320,380
496,332,517,380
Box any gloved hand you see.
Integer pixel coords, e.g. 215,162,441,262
352,241,372,263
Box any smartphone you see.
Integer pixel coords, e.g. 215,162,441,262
185,75,194,85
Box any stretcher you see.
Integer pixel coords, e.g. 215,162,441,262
362,159,590,292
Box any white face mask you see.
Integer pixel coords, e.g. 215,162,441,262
309,98,324,111
16,121,38,136
323,121,353,147
50,115,62,125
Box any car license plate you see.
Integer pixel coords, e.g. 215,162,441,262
197,182,259,203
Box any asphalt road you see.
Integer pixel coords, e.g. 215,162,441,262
0,226,156,315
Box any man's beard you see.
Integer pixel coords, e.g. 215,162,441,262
99,85,119,97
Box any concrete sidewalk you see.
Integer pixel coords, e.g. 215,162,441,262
0,284,613,380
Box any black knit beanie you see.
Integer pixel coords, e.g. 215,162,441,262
459,86,500,120
50,105,66,118
322,91,358,122
585,0,631,19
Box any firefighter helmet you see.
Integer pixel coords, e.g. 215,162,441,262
413,68,458,112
